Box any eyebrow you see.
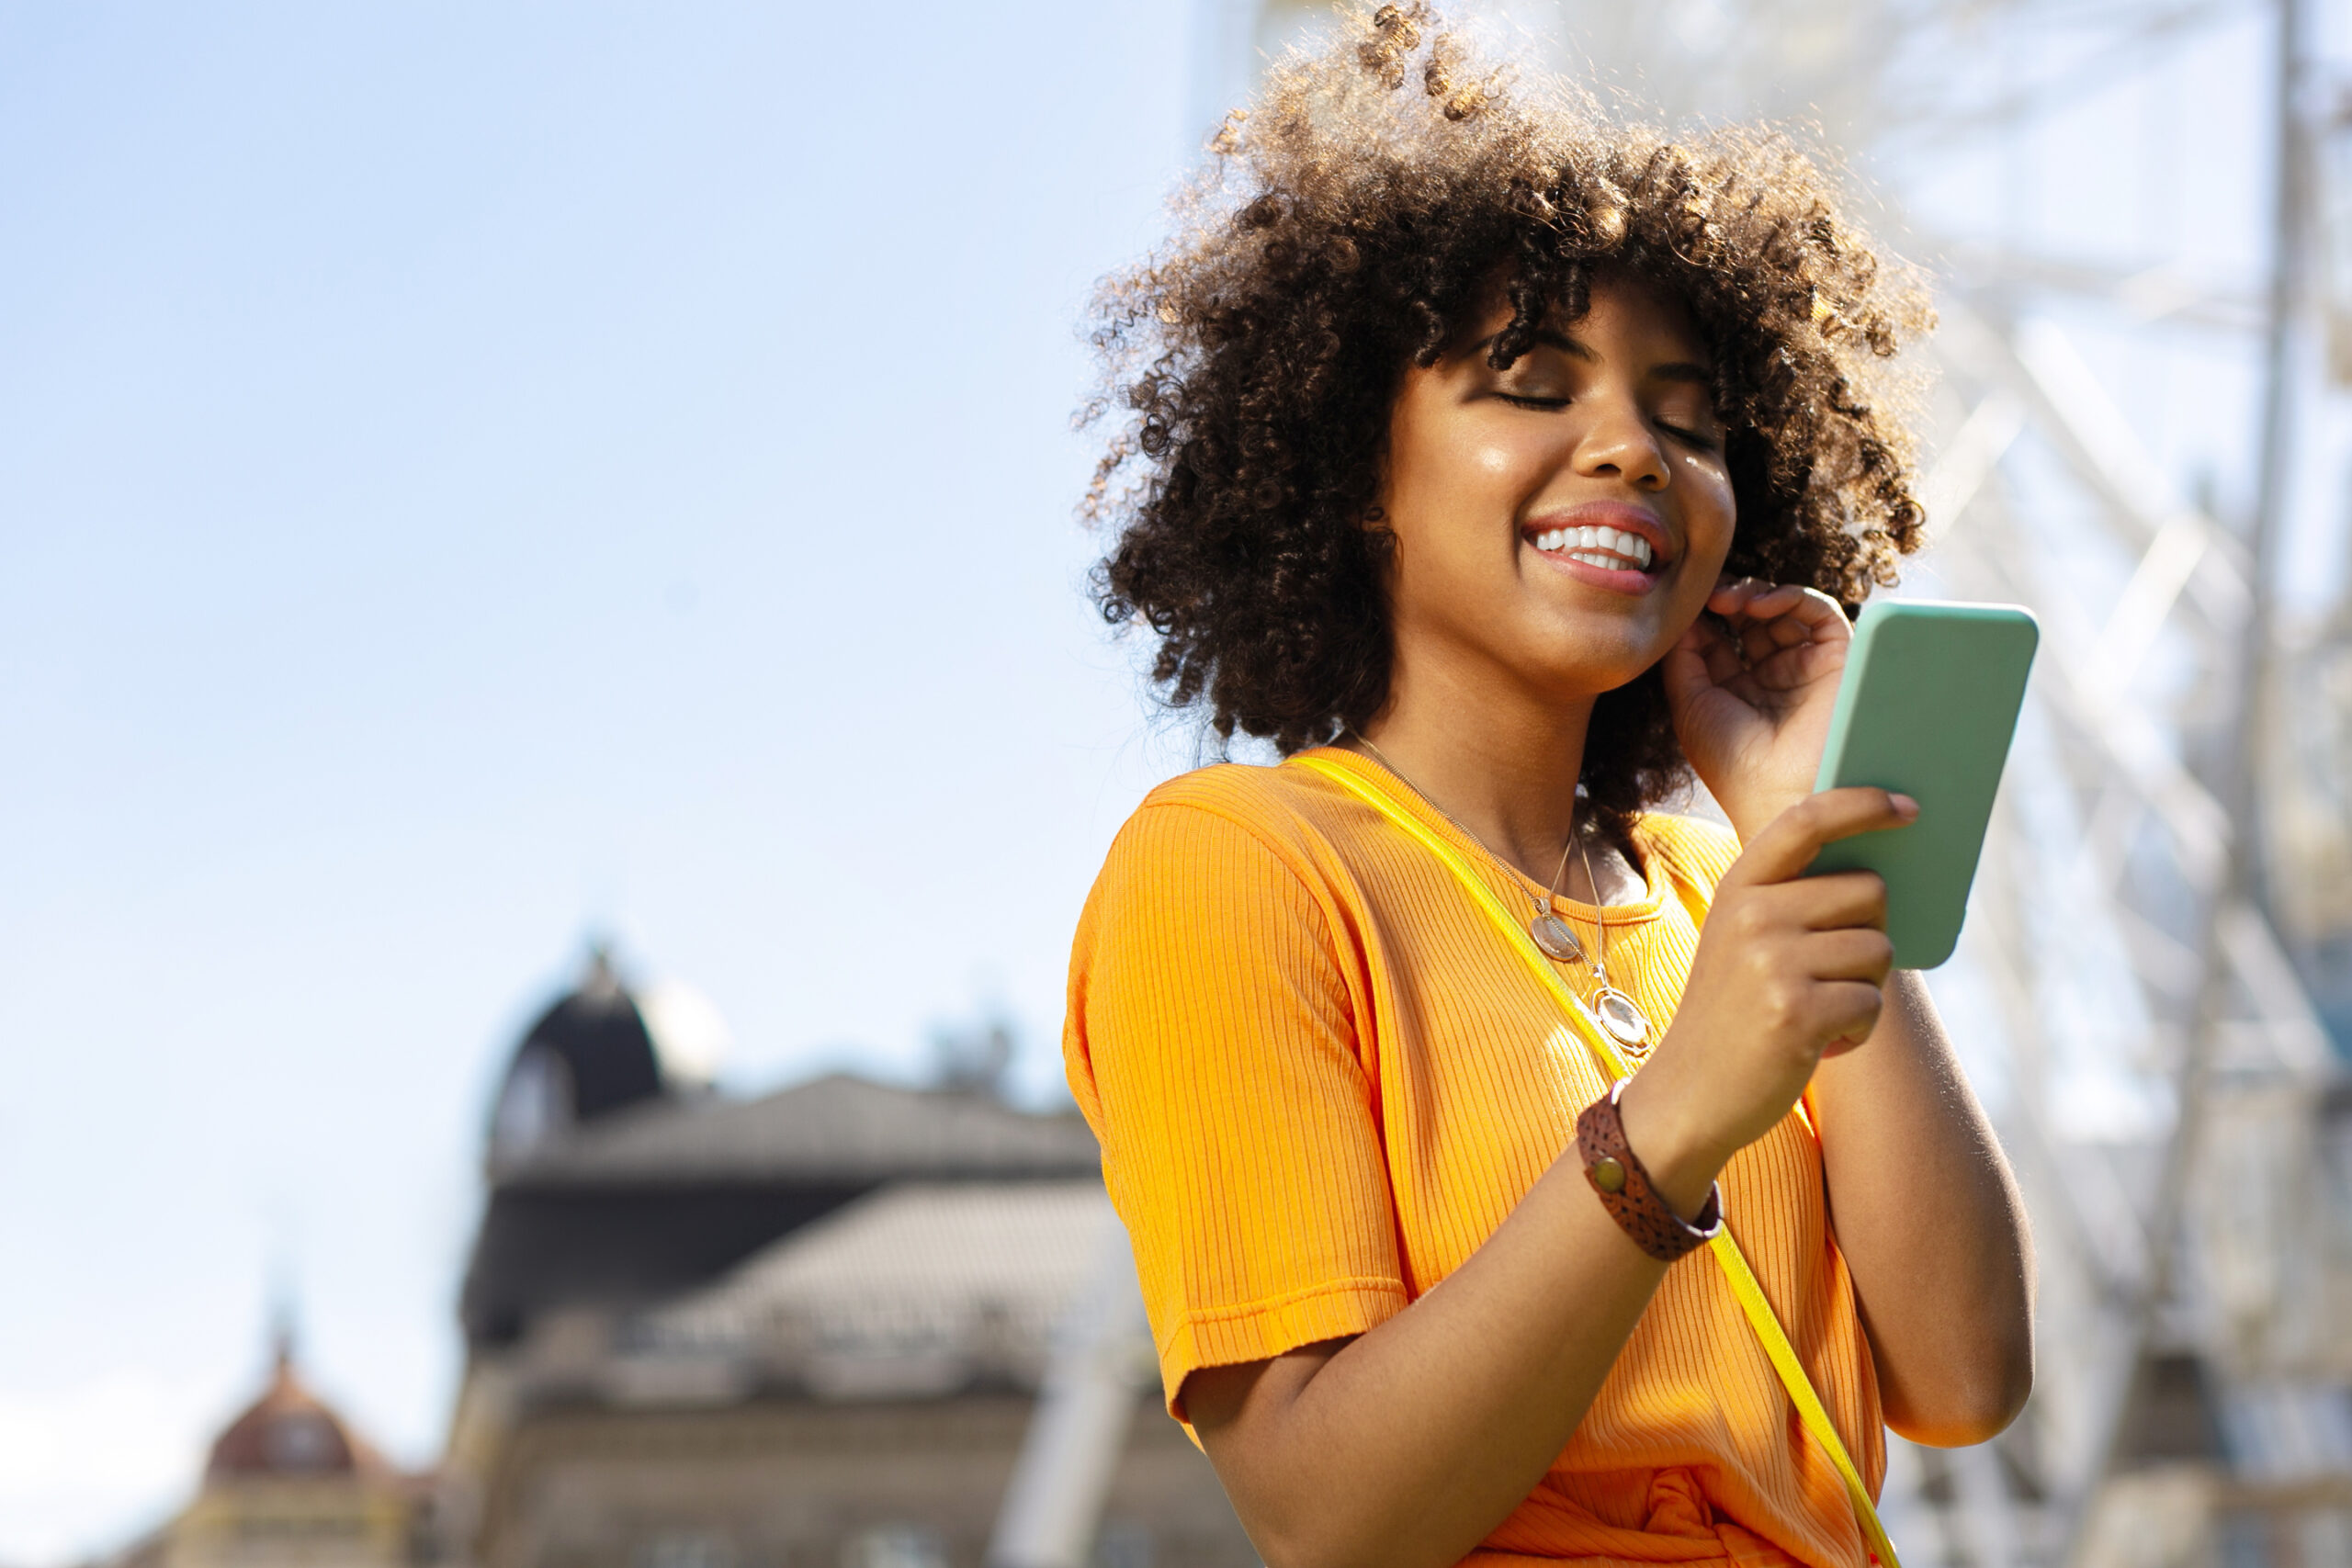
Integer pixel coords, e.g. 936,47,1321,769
1471,328,1714,386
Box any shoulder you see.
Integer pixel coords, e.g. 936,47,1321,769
1634,810,1743,894
1115,757,1365,876
1068,763,1365,1074
1076,759,1377,964
1139,755,1352,825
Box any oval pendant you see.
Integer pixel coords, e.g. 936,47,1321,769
1530,913,1584,963
1596,987,1651,1048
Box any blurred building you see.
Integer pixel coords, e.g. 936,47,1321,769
438,957,1253,1568
2267,605,2352,1047
103,1333,433,1568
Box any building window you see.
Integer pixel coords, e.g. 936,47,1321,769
262,1412,337,1471
636,1531,735,1568
1096,1521,1155,1568
490,1043,575,1168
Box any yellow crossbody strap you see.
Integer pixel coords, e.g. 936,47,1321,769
1294,756,1897,1568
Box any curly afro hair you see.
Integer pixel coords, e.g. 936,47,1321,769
1083,3,1933,843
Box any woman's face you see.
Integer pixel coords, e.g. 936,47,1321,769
1376,271,1736,702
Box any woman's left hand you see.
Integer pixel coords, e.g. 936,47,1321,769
1661,578,1852,842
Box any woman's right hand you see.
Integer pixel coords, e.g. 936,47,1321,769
1618,787,1915,1215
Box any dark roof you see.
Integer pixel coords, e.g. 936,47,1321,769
498,1072,1101,1187
459,1074,1099,1348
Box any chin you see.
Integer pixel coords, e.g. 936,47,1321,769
1525,626,1673,694
1523,654,1663,701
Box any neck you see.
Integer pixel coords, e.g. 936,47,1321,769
1351,649,1600,892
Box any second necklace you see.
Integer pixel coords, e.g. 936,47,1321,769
1573,830,1654,1053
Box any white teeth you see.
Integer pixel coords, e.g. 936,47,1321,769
1533,523,1654,569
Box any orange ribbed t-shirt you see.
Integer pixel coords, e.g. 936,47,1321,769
1064,748,1884,1568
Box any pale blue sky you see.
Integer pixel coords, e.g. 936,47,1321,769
2,1,2341,1561
0,4,1203,1554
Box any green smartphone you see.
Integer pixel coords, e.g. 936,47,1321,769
1804,600,2040,969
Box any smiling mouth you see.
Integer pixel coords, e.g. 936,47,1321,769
1530,523,1658,572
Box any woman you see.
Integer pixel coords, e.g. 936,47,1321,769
1063,9,2034,1567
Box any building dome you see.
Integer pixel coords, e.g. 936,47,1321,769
488,947,728,1170
206,1335,381,1480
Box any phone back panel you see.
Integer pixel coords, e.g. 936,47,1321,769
1806,600,2039,968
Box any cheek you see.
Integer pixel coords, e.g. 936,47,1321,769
1387,424,1549,542
1470,432,1526,479
1431,425,1540,496
1678,457,1737,570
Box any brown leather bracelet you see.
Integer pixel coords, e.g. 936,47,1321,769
1576,1077,1724,1263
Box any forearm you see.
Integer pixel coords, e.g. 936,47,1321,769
1193,1149,1674,1568
1809,971,2035,1443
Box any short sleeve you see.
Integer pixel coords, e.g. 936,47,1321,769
1064,800,1408,1421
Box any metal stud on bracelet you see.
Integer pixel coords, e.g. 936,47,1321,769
1576,1077,1724,1263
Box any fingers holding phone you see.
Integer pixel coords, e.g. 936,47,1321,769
1806,601,2039,968
1628,600,2037,1195
1618,788,1911,1197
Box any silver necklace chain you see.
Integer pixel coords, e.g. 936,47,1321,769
1340,732,1655,1053
1347,732,1575,906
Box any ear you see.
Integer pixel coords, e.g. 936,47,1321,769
1360,423,1397,533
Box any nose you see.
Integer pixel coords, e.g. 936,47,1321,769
1572,392,1670,491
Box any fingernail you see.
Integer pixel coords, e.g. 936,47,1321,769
1890,793,1919,819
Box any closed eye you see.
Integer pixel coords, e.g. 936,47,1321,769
1498,390,1721,451
1505,389,1731,453
1657,421,1720,452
